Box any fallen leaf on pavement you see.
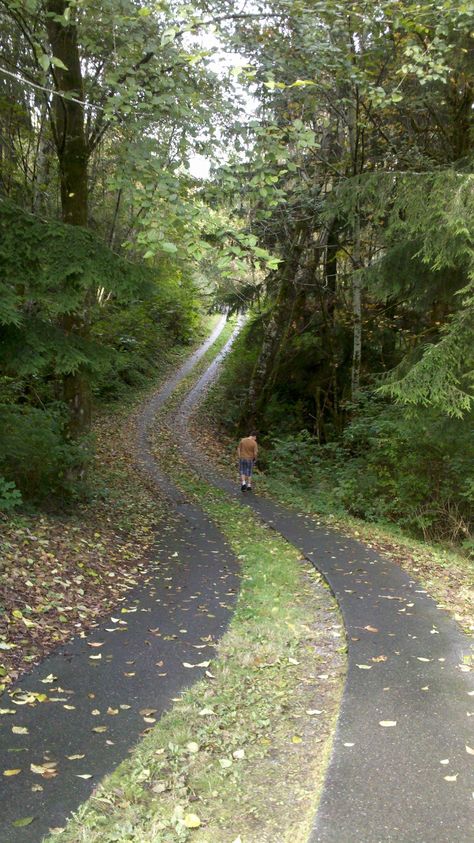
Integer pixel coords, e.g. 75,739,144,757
12,817,35,828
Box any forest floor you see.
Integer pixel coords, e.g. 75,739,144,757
0,322,221,694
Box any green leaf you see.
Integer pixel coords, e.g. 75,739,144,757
12,817,35,828
51,56,69,71
290,79,316,88
160,242,178,254
38,54,50,72
161,27,176,46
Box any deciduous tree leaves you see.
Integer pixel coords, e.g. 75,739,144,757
30,761,58,778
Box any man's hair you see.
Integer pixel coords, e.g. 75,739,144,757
249,431,257,437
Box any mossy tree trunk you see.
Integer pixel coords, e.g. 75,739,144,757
46,0,91,439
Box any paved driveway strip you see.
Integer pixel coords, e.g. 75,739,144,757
0,316,241,843
175,329,474,843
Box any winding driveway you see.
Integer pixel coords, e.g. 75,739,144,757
174,320,474,843
1,316,472,842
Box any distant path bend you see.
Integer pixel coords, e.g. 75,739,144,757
173,324,474,843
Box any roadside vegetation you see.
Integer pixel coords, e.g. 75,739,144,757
194,326,473,636
0,314,217,692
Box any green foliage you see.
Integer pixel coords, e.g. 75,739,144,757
0,477,22,513
267,400,474,546
91,274,203,402
0,197,151,370
0,404,91,504
0,199,205,500
265,430,317,485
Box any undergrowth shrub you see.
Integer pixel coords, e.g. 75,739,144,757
0,405,91,505
0,476,22,513
267,400,473,547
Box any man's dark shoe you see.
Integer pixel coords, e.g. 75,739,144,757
241,484,246,492
246,486,252,493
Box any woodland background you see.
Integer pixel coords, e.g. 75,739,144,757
0,0,473,552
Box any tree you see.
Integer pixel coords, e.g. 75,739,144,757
0,0,226,436
209,0,473,427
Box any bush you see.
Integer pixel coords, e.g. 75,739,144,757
0,404,91,505
267,430,318,485
333,401,473,542
91,277,203,402
267,399,473,546
0,476,22,513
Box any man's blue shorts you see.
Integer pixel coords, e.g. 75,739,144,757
239,459,254,476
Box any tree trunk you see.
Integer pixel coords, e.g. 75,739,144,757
46,1,88,226
243,272,295,427
351,212,362,402
32,103,51,214
245,295,286,420
46,1,91,438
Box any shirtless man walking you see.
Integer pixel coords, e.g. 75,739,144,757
237,432,258,492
